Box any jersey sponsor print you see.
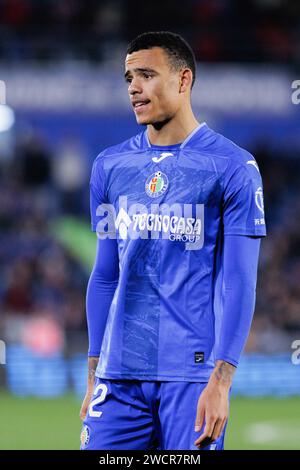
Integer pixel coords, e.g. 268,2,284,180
89,123,266,381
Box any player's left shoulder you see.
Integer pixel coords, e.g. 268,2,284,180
227,140,261,176
191,124,262,180
212,129,263,182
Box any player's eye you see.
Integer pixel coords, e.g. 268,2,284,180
125,77,132,84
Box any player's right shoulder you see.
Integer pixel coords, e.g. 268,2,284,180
93,131,145,164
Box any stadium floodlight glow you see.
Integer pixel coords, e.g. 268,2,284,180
0,105,15,132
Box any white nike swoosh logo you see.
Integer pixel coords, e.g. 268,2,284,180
152,152,174,163
247,160,260,172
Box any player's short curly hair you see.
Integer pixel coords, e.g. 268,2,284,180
127,31,196,88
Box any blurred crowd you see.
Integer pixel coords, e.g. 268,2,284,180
0,0,299,64
247,148,300,353
0,133,89,358
0,132,300,356
0,0,299,358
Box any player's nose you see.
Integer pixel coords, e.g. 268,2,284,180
128,78,143,95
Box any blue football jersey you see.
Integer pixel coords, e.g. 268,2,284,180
89,123,267,381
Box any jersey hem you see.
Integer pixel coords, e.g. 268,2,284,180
95,369,214,382
224,229,267,237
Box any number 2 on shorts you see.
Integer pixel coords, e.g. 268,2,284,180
88,383,108,418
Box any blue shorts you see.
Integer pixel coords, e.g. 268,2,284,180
80,378,229,450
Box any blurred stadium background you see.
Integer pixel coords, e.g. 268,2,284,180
0,0,300,450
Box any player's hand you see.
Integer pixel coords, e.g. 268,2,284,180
80,356,99,421
194,360,235,448
79,388,93,421
194,380,229,448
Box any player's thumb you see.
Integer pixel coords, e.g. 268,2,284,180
194,404,205,432
80,389,93,420
79,400,88,421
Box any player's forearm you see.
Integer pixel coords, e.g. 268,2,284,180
210,360,236,389
215,234,261,367
86,267,118,357
86,237,119,357
87,356,99,389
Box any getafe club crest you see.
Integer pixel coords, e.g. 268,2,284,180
80,425,90,447
145,171,169,198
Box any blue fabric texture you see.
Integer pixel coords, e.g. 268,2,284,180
87,123,266,381
81,377,229,450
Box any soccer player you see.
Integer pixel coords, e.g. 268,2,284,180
79,31,267,450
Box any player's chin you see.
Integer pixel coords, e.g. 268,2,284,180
135,114,152,125
137,112,174,128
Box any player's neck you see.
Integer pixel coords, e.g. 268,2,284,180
147,109,200,147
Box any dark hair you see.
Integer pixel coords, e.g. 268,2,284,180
127,31,196,88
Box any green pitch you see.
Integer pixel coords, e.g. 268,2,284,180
0,392,299,450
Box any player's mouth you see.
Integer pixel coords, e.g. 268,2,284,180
132,100,151,113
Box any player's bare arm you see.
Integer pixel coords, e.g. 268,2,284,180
212,360,236,385
80,356,99,421
194,360,236,448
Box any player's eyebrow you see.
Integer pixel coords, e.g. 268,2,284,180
124,67,158,80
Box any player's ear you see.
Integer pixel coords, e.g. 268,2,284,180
179,68,193,93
